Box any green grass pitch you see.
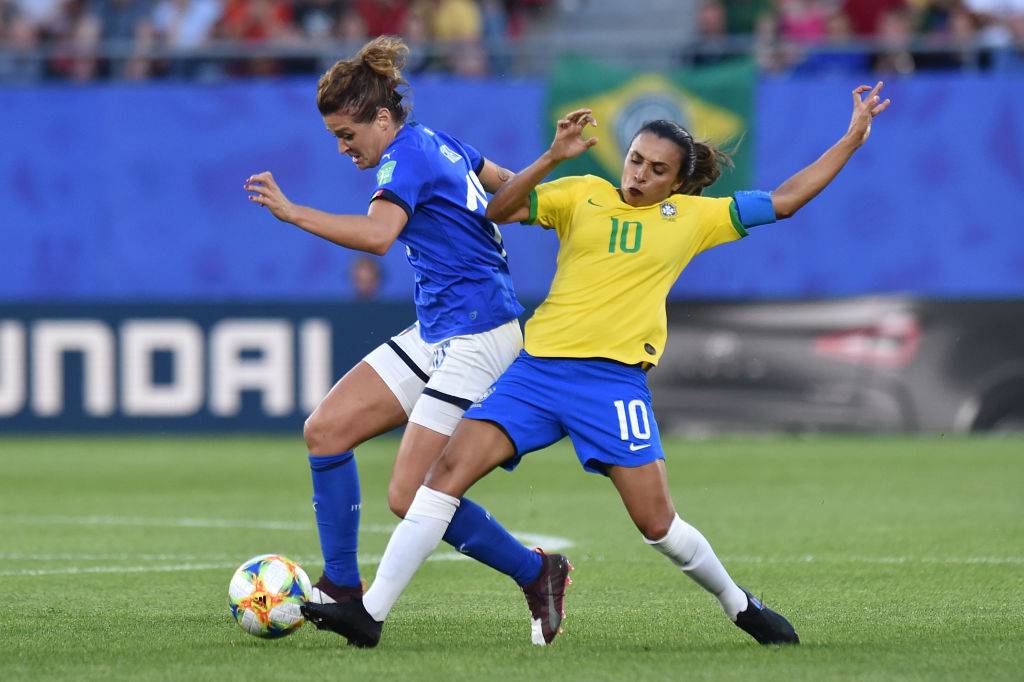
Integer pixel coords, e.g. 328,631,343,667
1,435,1022,680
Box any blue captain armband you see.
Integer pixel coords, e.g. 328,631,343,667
732,190,777,228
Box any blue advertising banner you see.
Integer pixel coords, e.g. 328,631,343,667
1,74,1023,302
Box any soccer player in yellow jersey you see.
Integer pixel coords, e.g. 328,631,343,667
303,83,891,648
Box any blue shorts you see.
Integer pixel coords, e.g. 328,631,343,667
465,351,665,475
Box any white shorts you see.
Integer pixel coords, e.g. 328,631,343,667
363,319,523,436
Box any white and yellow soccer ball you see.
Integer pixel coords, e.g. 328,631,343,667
228,554,312,638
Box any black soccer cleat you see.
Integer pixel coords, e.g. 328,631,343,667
522,550,574,645
301,597,382,648
733,588,800,645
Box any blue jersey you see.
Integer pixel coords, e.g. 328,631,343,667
370,123,524,342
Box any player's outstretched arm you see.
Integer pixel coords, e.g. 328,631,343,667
487,108,598,224
245,171,407,255
476,159,516,194
770,82,891,220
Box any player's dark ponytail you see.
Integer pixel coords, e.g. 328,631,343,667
316,36,409,123
633,120,734,196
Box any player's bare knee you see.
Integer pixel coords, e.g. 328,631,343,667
424,451,459,489
304,412,351,455
387,482,413,519
638,515,673,542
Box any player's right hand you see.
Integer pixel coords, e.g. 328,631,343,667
245,171,297,224
549,108,598,162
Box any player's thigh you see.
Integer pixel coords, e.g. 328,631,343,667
305,323,434,454
408,319,522,436
425,418,518,498
387,423,451,517
304,361,407,455
607,459,677,540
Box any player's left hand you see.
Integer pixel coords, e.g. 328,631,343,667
245,171,297,223
847,81,891,147
549,108,598,162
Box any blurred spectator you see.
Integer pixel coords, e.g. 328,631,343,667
795,7,872,73
46,0,102,81
687,0,743,66
843,0,906,35
964,0,1024,63
431,0,486,76
873,5,916,72
151,0,222,78
92,0,154,78
153,0,221,49
2,0,1022,81
401,2,433,73
350,255,382,300
431,0,481,41
777,0,828,43
447,37,487,75
294,0,343,40
218,0,299,75
354,0,406,36
724,0,774,34
337,6,368,40
0,8,44,80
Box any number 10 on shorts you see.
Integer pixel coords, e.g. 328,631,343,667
614,399,651,441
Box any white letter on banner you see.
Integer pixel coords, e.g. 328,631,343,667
121,320,204,416
0,321,26,416
210,320,293,417
32,320,115,416
300,319,332,413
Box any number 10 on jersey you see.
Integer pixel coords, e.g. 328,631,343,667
608,218,643,254
614,399,651,440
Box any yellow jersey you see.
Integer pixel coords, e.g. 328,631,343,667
523,174,746,366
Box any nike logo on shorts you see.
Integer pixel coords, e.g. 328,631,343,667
629,443,652,451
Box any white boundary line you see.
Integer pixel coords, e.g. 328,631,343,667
0,515,570,549
0,513,572,576
3,515,1019,578
4,548,1019,577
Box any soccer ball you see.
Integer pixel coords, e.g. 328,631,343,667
228,554,312,638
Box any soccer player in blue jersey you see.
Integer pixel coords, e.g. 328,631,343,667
244,36,569,645
302,82,892,647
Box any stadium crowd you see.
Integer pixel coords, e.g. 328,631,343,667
0,0,1022,80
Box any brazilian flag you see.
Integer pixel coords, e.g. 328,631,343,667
546,57,755,197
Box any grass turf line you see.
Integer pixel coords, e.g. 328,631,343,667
1,435,1022,681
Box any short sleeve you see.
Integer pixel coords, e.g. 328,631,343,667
459,140,485,176
369,150,428,219
696,196,747,253
526,175,586,234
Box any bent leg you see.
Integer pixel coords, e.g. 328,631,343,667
387,421,542,586
362,419,522,622
305,361,408,456
306,361,408,591
608,460,747,619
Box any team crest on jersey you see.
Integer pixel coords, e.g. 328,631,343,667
660,202,677,219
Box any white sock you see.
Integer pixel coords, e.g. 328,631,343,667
645,515,748,620
361,486,459,622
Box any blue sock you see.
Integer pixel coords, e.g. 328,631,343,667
308,451,361,588
443,497,543,586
